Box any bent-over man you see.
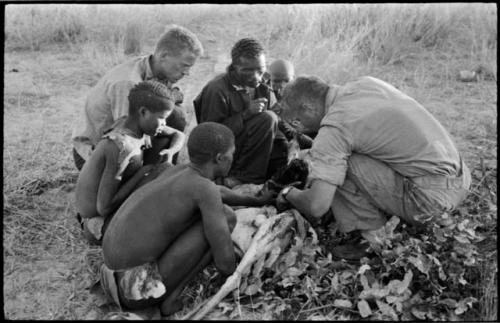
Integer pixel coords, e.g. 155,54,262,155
72,25,203,170
276,75,471,260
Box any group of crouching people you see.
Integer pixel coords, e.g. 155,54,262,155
72,25,471,316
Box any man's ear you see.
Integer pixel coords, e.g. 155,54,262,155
159,49,172,60
214,152,224,164
301,102,318,115
138,106,148,117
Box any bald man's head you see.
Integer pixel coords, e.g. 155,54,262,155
269,59,295,101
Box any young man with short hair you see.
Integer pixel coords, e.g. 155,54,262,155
193,38,289,187
100,122,275,316
75,80,185,245
72,25,203,170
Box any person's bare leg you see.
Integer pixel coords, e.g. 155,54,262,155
160,251,212,316
158,206,236,316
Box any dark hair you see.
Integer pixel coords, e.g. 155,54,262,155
154,24,204,57
282,75,329,108
231,38,264,66
128,80,175,115
188,122,235,164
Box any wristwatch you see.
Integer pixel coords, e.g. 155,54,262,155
281,186,293,202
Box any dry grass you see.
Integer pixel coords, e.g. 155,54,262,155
3,3,497,320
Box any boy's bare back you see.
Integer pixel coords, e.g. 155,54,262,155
103,164,231,270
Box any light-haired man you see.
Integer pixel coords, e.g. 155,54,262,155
276,75,471,260
71,25,203,170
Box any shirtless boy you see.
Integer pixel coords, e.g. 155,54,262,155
101,122,275,316
75,80,185,244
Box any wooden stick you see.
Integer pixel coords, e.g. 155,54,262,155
188,210,298,320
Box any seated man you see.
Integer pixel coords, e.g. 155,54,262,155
276,76,471,260
71,25,203,170
100,122,275,316
75,80,185,245
193,38,288,187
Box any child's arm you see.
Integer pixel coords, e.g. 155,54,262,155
156,125,186,163
95,140,153,217
218,185,276,207
195,183,236,276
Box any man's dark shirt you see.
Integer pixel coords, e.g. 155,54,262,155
193,68,274,137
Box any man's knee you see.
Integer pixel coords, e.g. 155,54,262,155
223,204,237,232
247,110,278,129
262,110,279,126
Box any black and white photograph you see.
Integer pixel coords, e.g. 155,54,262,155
3,3,497,320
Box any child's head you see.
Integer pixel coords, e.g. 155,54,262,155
128,80,175,136
269,59,294,101
188,122,235,176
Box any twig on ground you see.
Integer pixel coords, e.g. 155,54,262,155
186,209,298,320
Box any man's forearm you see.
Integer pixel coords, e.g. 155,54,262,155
219,185,266,207
166,131,185,154
285,183,336,223
285,188,319,223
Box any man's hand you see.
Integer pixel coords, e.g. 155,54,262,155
158,148,174,164
256,184,278,205
244,98,268,119
276,186,293,212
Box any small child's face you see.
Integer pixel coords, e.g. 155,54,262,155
271,74,292,100
141,109,171,136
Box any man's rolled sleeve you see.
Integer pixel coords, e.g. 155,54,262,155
109,80,136,120
199,89,244,136
306,125,352,187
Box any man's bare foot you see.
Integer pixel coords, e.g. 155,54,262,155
160,296,183,316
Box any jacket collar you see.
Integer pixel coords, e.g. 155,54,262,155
324,84,340,113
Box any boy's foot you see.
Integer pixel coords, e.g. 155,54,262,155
331,241,370,261
223,177,243,188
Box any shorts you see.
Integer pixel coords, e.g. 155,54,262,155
100,262,166,309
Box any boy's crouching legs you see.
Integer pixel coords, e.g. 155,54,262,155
156,220,213,316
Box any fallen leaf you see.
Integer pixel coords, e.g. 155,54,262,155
286,267,302,277
408,254,430,274
439,298,457,308
454,234,470,244
376,299,398,320
411,306,427,319
333,299,353,308
359,274,370,290
358,264,371,275
357,299,372,318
